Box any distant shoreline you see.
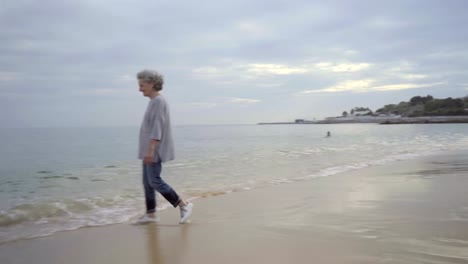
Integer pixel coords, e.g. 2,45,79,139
258,116,468,125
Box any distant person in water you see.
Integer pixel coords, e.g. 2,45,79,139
134,69,193,224
326,131,331,137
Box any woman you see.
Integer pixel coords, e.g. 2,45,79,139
135,69,193,224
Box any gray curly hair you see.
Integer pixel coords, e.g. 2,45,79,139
136,70,164,91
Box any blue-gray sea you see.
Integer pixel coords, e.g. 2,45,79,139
1,124,468,243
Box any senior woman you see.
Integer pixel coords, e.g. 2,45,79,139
135,69,193,224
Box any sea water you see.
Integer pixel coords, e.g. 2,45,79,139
1,124,467,243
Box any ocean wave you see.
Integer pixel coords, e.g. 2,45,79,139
0,150,440,244
0,195,137,227
39,175,64,179
0,203,70,227
38,175,79,180
301,152,431,180
36,171,53,174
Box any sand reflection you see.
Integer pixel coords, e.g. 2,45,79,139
144,223,191,264
145,225,163,264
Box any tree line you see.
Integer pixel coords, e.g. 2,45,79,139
342,95,468,117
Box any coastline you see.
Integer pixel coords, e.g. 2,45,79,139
1,149,468,264
258,115,468,125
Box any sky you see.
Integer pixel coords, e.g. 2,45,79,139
1,0,467,127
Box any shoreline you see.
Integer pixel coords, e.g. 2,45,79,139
2,149,468,264
0,150,442,244
258,115,468,125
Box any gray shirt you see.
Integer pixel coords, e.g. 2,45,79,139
138,95,175,163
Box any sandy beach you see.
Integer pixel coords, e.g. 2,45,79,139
2,150,468,264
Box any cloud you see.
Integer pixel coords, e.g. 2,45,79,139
184,97,260,109
227,97,261,104
192,63,307,84
0,71,19,82
118,75,134,82
235,21,272,38
2,0,468,127
370,83,442,91
246,62,371,75
192,66,240,81
246,64,309,75
188,102,219,109
299,79,374,94
365,16,409,30
383,63,428,80
73,88,133,97
315,62,371,72
255,83,283,87
193,67,222,77
397,74,427,80
84,89,116,95
191,64,287,89
298,80,442,94
193,61,372,81
180,97,260,109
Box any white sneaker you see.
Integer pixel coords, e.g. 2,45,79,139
179,203,194,224
134,214,160,225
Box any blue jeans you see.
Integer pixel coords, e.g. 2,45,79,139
143,162,181,213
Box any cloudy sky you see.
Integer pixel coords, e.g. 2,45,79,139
1,0,467,127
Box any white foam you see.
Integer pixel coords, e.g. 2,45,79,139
434,238,468,245
0,150,445,244
361,235,379,239
301,152,431,180
351,228,375,233
269,179,294,184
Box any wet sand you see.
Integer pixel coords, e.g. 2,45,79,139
2,150,468,264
